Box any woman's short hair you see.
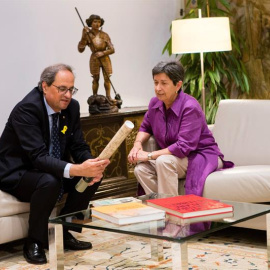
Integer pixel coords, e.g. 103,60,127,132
38,63,74,91
86,14,105,27
152,61,184,86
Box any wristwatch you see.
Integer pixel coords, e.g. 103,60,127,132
147,152,153,160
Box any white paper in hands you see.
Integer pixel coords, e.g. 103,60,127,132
76,120,134,192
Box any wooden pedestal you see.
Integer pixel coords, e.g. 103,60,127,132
80,106,147,200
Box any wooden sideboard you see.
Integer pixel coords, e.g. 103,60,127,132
80,106,147,200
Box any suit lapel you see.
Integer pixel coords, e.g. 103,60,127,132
44,114,50,149
40,93,50,150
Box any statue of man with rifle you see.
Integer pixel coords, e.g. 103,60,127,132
77,13,122,113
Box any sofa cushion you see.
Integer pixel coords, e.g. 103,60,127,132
212,100,270,166
0,191,30,217
203,165,270,202
0,213,29,244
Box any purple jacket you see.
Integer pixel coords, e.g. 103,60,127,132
139,91,233,196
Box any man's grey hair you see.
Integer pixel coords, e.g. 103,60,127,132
38,63,74,91
152,61,184,86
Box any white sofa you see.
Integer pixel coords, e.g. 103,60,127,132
0,191,30,244
0,191,65,244
202,99,270,230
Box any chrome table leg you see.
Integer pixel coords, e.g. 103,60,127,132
149,221,164,261
150,238,164,261
171,242,188,270
48,223,64,270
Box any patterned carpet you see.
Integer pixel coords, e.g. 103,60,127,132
0,227,267,269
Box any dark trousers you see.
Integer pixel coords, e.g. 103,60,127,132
8,170,100,246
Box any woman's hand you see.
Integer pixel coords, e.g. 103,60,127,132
135,150,149,162
128,141,142,164
128,148,149,164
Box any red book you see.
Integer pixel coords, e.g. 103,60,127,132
146,194,233,219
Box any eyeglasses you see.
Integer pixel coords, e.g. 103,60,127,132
52,84,78,95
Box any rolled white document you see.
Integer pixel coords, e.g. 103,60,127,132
76,120,135,192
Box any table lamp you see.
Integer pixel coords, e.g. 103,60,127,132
172,9,232,114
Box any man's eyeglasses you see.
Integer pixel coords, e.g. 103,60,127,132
52,84,78,95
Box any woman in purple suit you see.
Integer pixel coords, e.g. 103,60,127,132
128,61,233,196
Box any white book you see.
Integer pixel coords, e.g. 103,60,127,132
92,197,142,207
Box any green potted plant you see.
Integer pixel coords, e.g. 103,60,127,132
163,0,249,123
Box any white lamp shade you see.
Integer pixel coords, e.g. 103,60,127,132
172,17,232,54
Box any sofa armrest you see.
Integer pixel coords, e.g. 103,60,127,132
208,124,214,132
142,136,160,152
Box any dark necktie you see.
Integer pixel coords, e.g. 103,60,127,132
51,113,63,201
51,113,61,159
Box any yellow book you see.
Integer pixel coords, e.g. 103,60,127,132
92,202,165,225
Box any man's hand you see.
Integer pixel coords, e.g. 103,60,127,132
70,158,110,183
86,174,103,186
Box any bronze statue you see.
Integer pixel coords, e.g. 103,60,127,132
78,14,120,113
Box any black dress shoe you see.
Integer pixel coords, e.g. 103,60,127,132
64,232,92,250
23,238,47,265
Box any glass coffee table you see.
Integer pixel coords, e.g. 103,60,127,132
49,197,270,270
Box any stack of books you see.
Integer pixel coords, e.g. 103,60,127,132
146,194,233,224
91,198,165,225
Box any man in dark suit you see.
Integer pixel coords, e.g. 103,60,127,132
0,63,110,265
